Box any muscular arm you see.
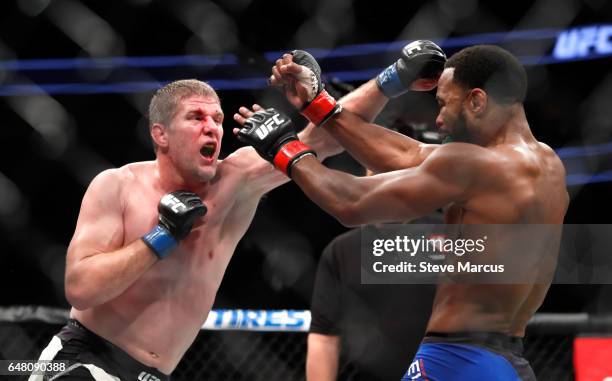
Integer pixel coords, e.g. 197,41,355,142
228,106,343,199
65,169,158,310
299,80,437,173
339,78,388,123
281,46,441,172
334,80,439,172
306,333,340,381
290,145,481,226
327,107,438,173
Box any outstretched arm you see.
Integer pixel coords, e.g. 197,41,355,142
307,79,437,173
226,104,342,199
324,91,438,173
289,152,469,226
233,108,481,226
286,79,396,165
271,43,445,172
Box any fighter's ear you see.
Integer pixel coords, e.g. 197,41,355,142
467,88,487,115
151,123,169,149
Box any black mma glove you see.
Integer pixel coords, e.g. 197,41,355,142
236,108,316,177
376,40,447,97
288,50,342,127
142,191,207,259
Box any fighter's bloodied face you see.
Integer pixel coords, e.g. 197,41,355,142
167,95,224,182
435,68,471,142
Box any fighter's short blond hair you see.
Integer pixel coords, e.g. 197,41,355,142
148,79,220,151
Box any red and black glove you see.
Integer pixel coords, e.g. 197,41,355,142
289,50,342,127
236,108,315,177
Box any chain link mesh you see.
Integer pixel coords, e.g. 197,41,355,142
0,320,576,381
524,334,574,381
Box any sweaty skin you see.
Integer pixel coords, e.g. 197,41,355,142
263,62,569,338
65,96,336,374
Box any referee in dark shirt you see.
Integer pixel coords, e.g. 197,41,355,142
307,216,442,381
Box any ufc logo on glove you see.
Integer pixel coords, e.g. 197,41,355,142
255,113,285,139
160,194,187,213
405,45,423,56
138,371,161,381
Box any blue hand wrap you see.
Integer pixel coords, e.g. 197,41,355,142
376,63,408,98
142,225,178,259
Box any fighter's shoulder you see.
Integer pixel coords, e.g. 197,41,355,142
536,142,563,162
219,147,256,168
217,147,268,181
87,161,153,195
119,161,157,181
423,143,502,176
536,141,566,175
536,141,554,153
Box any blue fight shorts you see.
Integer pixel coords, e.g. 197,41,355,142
401,332,536,381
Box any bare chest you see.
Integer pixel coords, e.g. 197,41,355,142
120,184,239,286
118,174,262,290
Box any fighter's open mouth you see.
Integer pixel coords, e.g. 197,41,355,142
200,143,216,158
